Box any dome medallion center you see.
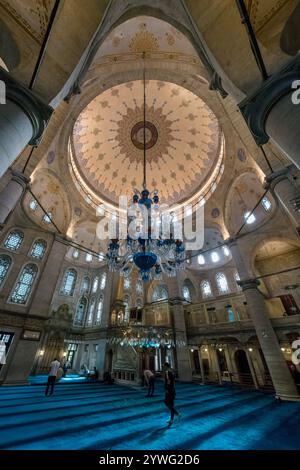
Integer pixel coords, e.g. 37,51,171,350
131,120,158,150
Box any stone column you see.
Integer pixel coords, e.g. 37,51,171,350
0,170,30,227
245,348,259,390
198,346,206,384
264,166,300,228
229,240,299,401
168,278,192,382
97,271,115,378
29,235,69,317
0,68,52,177
210,347,222,384
239,55,300,170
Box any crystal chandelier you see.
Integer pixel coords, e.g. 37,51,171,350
106,53,186,281
107,326,186,349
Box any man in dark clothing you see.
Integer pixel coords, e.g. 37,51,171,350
164,362,180,425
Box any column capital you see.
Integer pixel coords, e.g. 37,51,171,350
238,54,300,145
0,68,53,146
10,170,30,189
237,278,261,291
263,166,292,190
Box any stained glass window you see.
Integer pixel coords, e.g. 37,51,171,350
211,251,220,263
81,276,90,294
152,285,168,302
74,296,87,326
86,298,95,325
42,212,52,224
4,230,24,251
30,240,47,259
86,253,93,263
198,254,205,265
244,211,256,224
29,199,38,211
201,280,212,299
96,296,104,324
72,249,79,259
10,263,37,304
182,285,191,302
216,272,229,294
92,277,99,293
60,269,77,296
0,255,11,287
100,272,107,290
261,197,272,212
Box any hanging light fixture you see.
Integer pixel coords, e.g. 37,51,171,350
106,52,186,282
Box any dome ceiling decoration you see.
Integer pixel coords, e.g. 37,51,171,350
95,16,197,59
71,80,222,208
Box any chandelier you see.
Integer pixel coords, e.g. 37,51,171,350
107,325,186,349
106,53,186,281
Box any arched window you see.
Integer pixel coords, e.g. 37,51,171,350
30,239,47,259
211,251,220,263
0,254,11,287
92,277,99,294
152,284,168,302
234,271,241,290
216,273,229,295
201,280,212,299
86,298,96,325
198,254,205,265
136,281,143,295
100,272,107,290
4,230,24,251
60,269,77,296
223,246,230,257
86,253,93,263
72,249,79,259
244,211,256,224
182,285,191,302
261,196,272,212
96,296,104,324
74,296,87,326
29,199,38,211
81,276,90,294
124,277,130,290
42,212,52,224
10,263,37,304
123,295,130,321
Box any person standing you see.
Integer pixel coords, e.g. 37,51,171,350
144,369,155,397
45,358,61,396
164,362,180,425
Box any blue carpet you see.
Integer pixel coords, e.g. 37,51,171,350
0,381,300,450
28,374,88,385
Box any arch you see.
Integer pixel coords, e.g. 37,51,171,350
60,268,77,296
152,284,168,302
0,254,11,288
0,20,20,70
30,239,47,259
4,229,24,251
182,278,196,302
280,4,300,55
234,349,254,385
9,263,38,305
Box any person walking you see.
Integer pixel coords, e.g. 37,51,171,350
164,362,180,425
45,358,61,396
144,369,155,397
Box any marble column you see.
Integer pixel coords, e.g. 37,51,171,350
229,240,299,401
168,278,192,381
0,170,30,227
198,346,206,384
245,349,259,390
0,68,52,178
239,55,300,170
97,271,115,378
264,166,300,228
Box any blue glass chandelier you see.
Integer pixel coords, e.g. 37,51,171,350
106,53,186,282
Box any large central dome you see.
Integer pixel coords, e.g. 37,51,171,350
71,80,222,208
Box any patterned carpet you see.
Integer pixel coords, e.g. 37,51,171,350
0,381,300,450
